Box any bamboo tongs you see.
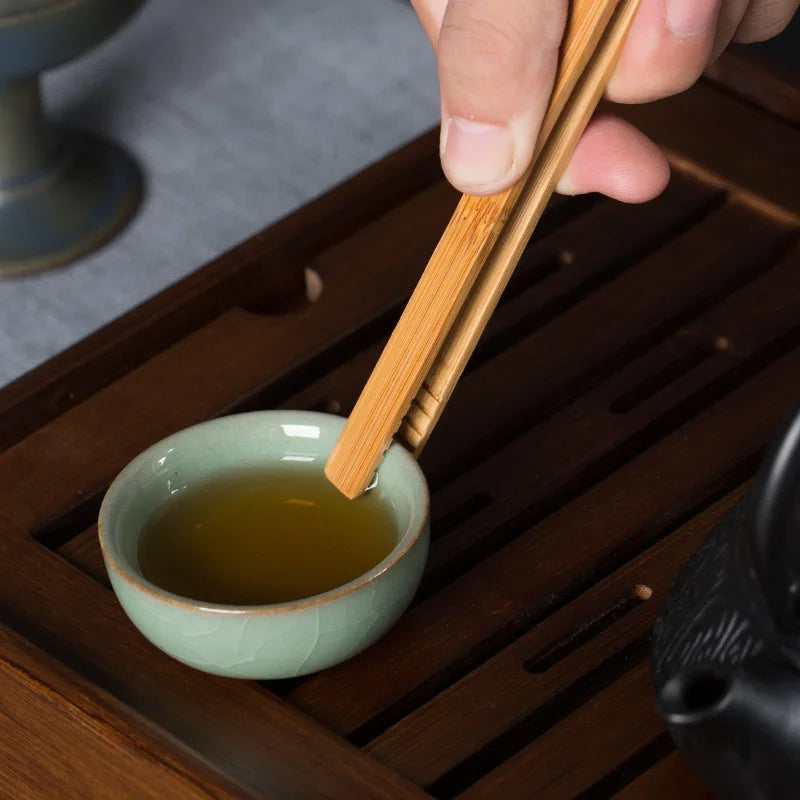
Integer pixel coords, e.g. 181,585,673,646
326,0,642,499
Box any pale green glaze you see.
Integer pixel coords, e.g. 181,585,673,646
99,411,429,679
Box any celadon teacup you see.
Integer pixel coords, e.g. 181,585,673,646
98,411,429,679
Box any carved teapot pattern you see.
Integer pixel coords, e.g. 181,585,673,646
653,400,800,799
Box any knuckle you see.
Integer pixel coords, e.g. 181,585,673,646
439,13,532,90
736,0,796,42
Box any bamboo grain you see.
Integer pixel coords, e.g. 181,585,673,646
325,0,641,498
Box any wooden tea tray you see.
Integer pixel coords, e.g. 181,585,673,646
1,53,798,799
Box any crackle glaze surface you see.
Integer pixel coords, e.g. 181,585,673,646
99,411,430,679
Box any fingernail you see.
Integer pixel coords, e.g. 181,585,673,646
555,171,579,196
441,117,515,193
666,0,718,37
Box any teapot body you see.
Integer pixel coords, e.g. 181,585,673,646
653,399,800,798
653,500,771,682
653,498,800,799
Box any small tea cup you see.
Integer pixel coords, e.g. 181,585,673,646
98,411,429,679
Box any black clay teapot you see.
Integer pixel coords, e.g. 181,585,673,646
653,401,800,799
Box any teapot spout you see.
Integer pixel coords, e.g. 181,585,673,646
658,661,800,800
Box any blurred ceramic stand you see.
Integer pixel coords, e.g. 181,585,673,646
0,0,143,277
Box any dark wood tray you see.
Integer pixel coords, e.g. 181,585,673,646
1,53,798,799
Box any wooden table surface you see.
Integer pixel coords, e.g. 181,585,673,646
0,52,798,799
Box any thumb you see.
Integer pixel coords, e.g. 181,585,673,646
436,0,567,195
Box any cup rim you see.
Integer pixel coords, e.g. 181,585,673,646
98,410,430,615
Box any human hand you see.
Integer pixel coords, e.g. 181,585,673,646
412,0,797,200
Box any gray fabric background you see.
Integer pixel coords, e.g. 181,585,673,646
0,2,796,389
0,0,439,386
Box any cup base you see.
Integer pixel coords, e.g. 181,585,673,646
0,129,142,278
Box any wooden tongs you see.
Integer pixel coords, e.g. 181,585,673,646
326,0,642,499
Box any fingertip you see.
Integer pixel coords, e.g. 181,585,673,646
440,105,540,195
440,116,515,195
606,0,720,104
557,114,670,203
